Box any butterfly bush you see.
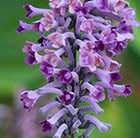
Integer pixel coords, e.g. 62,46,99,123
17,0,139,137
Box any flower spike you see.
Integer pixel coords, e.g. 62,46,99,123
17,0,139,137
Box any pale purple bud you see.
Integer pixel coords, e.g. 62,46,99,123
84,115,112,132
118,21,133,33
71,71,79,83
72,119,81,129
43,108,67,130
53,124,68,138
39,101,61,115
81,96,104,115
31,43,46,52
43,80,62,88
66,104,78,115
37,87,63,95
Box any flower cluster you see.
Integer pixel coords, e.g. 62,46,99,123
17,0,139,137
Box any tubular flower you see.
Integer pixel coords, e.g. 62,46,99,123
17,0,139,137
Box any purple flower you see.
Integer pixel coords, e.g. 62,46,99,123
49,0,68,9
43,49,62,67
94,40,105,51
40,12,57,33
58,69,73,84
110,0,128,12
74,39,95,51
82,82,105,102
69,0,83,14
110,72,122,82
95,82,132,101
40,61,54,78
90,85,105,102
80,19,97,33
47,32,66,48
24,52,42,66
100,28,117,44
113,41,127,54
60,91,75,105
24,4,49,18
94,68,122,86
47,32,75,48
16,20,39,34
20,91,41,110
118,21,133,33
123,84,132,97
24,56,36,66
101,54,121,71
40,108,68,132
22,41,42,66
120,8,140,27
20,86,63,111
79,49,104,72
94,0,109,11
74,6,89,16
40,120,53,132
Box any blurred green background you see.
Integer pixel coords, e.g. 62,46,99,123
0,0,140,138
